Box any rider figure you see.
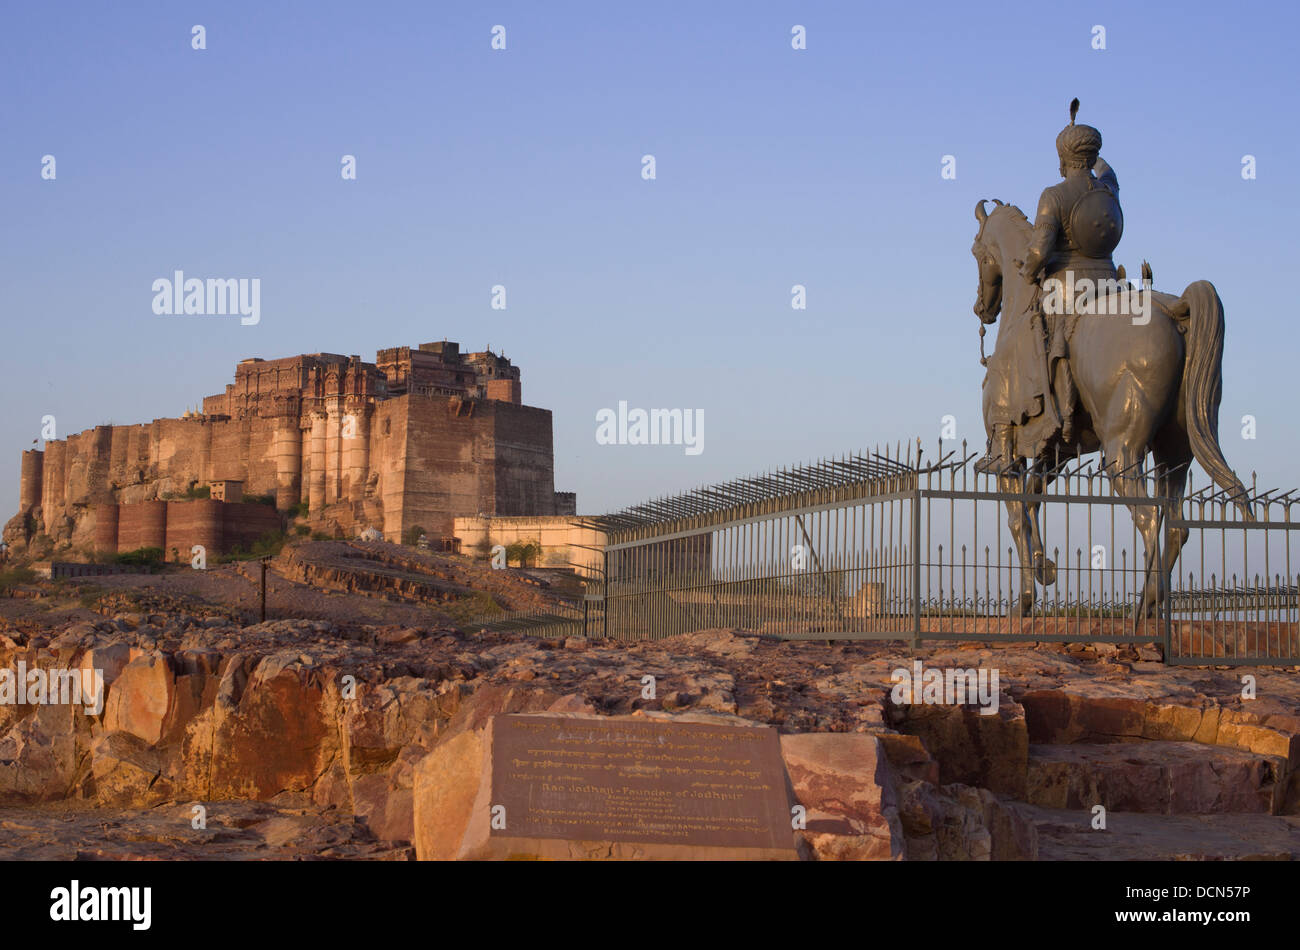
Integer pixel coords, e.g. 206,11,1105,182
977,100,1123,473
1018,100,1122,302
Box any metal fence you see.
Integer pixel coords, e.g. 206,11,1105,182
468,604,594,640
1167,483,1300,665
565,439,1300,665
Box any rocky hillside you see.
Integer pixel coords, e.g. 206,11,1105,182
2,600,1298,859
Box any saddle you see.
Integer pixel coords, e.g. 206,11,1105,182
976,286,1106,473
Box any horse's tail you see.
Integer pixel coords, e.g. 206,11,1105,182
1175,280,1254,520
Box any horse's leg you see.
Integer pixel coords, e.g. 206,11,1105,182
982,404,1037,614
1024,460,1060,586
1151,427,1193,607
1102,423,1165,620
999,469,1037,616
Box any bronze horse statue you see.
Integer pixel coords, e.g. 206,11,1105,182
971,198,1252,617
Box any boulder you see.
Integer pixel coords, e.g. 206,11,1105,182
103,653,173,745
207,654,337,799
899,780,1038,860
780,732,905,860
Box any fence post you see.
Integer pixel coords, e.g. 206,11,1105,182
911,485,922,648
1163,511,1175,664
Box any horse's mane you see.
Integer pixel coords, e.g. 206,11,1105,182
993,202,1032,237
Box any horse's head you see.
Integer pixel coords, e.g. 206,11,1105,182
972,199,1007,324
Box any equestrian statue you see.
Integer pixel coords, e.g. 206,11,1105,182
970,99,1252,618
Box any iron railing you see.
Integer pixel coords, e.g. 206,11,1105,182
483,439,1300,665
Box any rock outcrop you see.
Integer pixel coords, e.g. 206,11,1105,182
2,613,1298,859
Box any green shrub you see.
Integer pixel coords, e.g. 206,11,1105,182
114,547,165,568
287,501,309,518
0,565,37,594
294,524,310,536
162,484,211,501
250,530,286,556
402,524,427,547
218,530,287,562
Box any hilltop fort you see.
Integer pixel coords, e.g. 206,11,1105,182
4,340,573,558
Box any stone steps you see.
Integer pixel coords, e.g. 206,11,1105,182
1026,740,1285,815
1012,802,1300,860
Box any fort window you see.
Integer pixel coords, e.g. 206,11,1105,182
210,480,243,503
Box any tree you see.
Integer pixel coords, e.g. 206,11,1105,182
505,539,542,568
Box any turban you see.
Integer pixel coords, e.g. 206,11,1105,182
1056,123,1102,166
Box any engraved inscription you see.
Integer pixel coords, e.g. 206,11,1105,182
491,715,792,850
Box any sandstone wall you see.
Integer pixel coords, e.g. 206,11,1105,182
452,515,605,571
221,502,283,551
485,377,521,405
17,415,283,549
384,396,559,541
97,499,282,557
92,503,118,554
394,397,492,540
117,500,167,551
7,343,566,555
487,401,556,517
369,400,409,540
19,450,42,511
164,499,225,559
41,439,67,535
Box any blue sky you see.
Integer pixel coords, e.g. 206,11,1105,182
3,0,1296,515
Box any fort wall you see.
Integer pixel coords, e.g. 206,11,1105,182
94,498,282,558
19,450,42,512
5,339,571,555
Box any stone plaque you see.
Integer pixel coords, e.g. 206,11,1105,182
490,714,794,854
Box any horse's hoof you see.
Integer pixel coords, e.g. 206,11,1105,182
1034,556,1057,586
